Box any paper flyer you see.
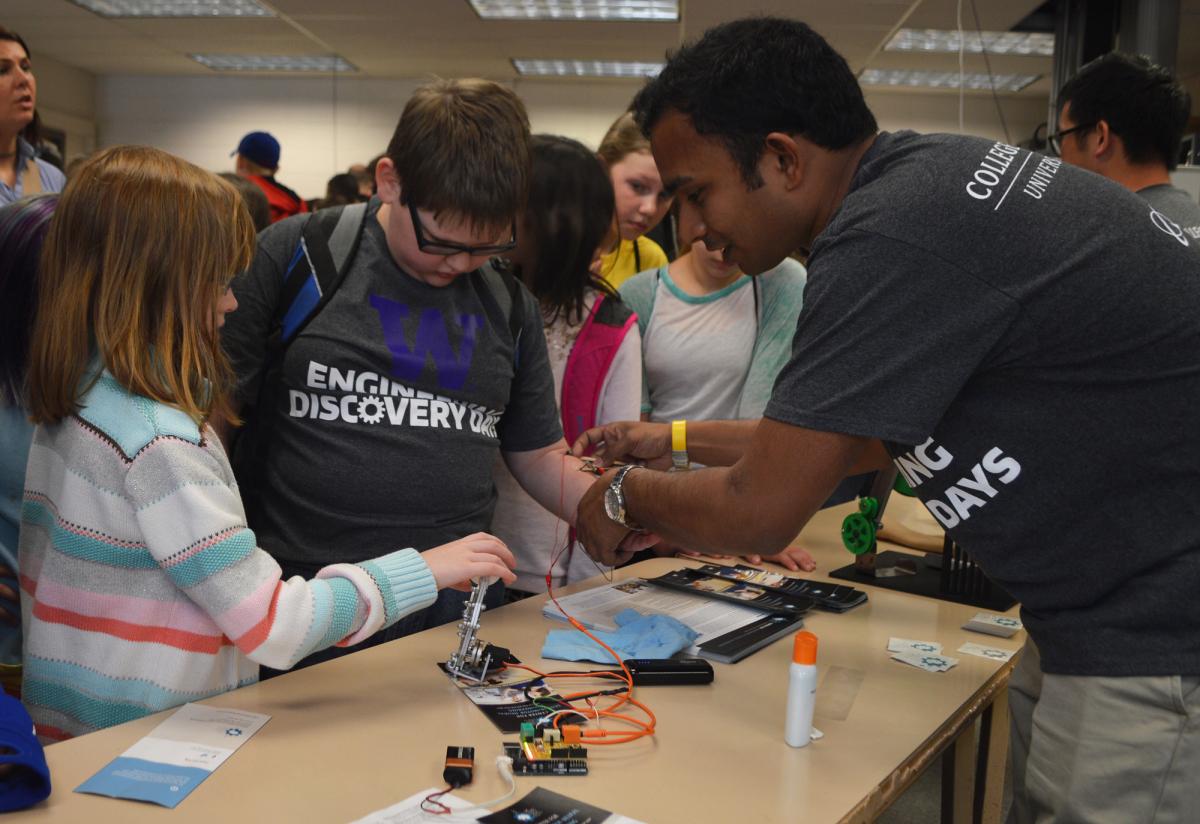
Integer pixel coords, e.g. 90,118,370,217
439,663,585,733
479,787,646,824
76,702,270,808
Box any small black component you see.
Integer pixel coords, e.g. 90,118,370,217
443,745,474,788
549,746,588,759
593,658,715,686
648,568,815,615
482,643,515,665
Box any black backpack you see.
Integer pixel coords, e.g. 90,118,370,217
230,203,523,516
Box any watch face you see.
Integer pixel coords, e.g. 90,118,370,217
604,485,623,523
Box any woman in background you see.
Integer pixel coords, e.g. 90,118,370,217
491,135,642,594
595,112,672,290
0,26,64,204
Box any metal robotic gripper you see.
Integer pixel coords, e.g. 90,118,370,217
446,577,500,684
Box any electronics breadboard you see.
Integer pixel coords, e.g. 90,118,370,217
504,728,588,776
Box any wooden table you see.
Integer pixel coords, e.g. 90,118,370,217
29,500,1021,823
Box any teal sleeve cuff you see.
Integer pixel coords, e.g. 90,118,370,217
357,548,437,626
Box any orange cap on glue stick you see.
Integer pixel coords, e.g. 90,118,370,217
793,631,818,665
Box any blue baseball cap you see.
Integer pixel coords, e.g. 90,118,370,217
232,131,280,170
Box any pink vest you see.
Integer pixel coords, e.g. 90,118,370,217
560,295,637,447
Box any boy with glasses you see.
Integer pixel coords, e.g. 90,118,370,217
221,79,616,669
1053,52,1199,245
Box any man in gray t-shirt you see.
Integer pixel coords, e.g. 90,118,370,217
1054,51,1200,247
571,18,1200,823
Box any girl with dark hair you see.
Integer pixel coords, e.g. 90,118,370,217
0,27,64,204
0,193,58,694
490,135,642,593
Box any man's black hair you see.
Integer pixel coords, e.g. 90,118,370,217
632,16,877,188
1058,52,1192,170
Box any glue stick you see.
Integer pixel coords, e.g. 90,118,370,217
785,631,818,748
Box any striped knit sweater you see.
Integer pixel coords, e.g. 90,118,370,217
19,371,438,741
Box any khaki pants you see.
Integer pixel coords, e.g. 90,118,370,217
1007,639,1200,824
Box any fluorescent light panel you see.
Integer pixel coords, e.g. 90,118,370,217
472,1,678,21
513,59,663,77
860,69,1040,93
887,29,1055,57
69,0,273,17
190,54,357,72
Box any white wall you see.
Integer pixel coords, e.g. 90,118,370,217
866,91,1049,146
34,53,97,161
98,75,427,200
97,73,1050,199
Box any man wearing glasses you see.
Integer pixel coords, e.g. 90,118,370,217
221,79,613,670
1052,52,1199,247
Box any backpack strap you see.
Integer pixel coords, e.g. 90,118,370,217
273,202,368,347
233,202,367,513
478,258,525,369
560,294,637,446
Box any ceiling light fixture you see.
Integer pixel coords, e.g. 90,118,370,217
860,69,1040,93
886,29,1055,57
472,1,678,22
69,0,274,17
190,54,357,72
513,59,664,77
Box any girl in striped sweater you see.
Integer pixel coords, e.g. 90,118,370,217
18,146,516,741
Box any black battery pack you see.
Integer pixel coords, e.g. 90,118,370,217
603,658,714,686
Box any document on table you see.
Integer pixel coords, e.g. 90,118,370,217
352,786,646,824
76,702,270,808
350,787,475,822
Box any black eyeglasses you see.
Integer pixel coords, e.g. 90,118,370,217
1048,122,1096,156
407,201,517,257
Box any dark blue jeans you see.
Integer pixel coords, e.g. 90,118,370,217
258,557,506,679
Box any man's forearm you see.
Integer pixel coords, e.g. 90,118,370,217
618,423,871,556
655,420,890,472
679,419,760,466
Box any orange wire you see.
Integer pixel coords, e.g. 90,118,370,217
521,453,656,743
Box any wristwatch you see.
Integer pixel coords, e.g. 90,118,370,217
604,464,645,532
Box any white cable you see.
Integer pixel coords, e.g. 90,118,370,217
955,0,964,133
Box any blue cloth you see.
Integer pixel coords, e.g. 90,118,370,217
541,608,700,663
0,692,50,811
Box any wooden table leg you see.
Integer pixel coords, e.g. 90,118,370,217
976,686,1010,824
941,715,978,824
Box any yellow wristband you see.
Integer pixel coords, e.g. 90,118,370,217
671,419,689,471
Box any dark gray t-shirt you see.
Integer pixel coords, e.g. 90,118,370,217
223,198,562,565
1137,183,1200,251
765,131,1200,677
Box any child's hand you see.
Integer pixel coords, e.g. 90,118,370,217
745,546,816,572
423,533,517,591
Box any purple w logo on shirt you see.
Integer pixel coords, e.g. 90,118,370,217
369,295,484,391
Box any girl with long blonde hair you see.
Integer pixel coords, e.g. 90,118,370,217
595,112,673,289
19,146,515,741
